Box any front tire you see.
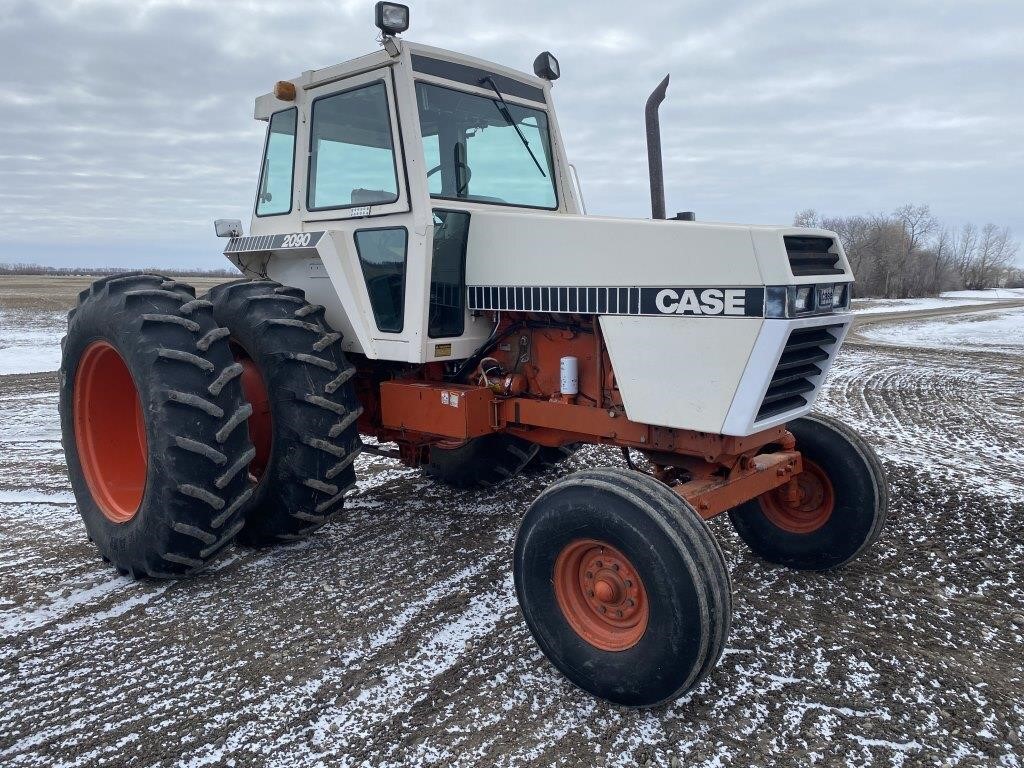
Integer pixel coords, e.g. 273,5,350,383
728,412,888,570
514,467,731,707
60,274,255,577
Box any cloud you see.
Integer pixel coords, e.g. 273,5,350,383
0,0,1021,267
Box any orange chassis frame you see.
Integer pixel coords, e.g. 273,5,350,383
378,382,800,519
356,316,803,520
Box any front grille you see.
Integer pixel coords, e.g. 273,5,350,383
756,325,841,421
785,236,844,277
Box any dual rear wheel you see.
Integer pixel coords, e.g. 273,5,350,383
61,276,361,576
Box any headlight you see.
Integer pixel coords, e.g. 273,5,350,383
533,51,561,81
374,2,409,35
835,284,850,308
794,286,813,313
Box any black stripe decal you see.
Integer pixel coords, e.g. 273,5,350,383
465,285,767,317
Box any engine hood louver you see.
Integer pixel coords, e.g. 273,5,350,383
785,236,844,277
756,325,841,421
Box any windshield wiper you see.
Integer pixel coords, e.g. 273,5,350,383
479,76,546,177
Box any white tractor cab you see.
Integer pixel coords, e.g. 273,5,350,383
63,2,886,708
235,34,579,364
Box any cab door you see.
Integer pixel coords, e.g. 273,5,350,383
296,68,420,361
302,69,409,221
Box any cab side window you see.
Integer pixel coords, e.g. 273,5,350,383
256,108,296,216
428,211,470,338
355,227,408,333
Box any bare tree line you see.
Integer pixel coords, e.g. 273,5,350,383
0,263,241,278
794,205,1022,298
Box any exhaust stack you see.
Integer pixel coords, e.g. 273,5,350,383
645,74,670,220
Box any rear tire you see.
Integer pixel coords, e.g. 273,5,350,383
425,434,538,487
59,274,255,578
728,412,888,571
514,467,731,707
526,444,581,472
207,280,362,546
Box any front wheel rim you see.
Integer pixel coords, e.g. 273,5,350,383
759,458,835,534
553,538,649,652
73,341,148,523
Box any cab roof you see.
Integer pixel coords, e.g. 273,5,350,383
255,40,551,121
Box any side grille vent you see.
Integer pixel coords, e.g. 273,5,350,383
757,325,841,421
785,236,844,277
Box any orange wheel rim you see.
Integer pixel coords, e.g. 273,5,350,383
73,341,148,523
760,458,835,534
553,539,649,651
232,342,271,481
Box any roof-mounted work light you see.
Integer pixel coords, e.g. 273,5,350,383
375,2,410,35
533,51,560,81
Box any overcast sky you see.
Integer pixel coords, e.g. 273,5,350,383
1,0,1022,268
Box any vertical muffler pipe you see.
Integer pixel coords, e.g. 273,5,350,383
645,74,670,220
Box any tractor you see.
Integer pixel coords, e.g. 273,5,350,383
59,2,887,707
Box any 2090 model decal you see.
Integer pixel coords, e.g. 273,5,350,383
224,232,325,254
467,285,765,317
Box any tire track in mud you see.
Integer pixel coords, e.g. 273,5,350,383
821,307,1024,502
2,292,1023,767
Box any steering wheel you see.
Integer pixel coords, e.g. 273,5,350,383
425,162,472,193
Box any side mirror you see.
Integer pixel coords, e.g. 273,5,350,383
214,219,243,238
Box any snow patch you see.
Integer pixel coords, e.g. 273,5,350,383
859,307,1024,354
0,308,65,375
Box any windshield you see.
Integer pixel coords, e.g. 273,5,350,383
415,81,557,209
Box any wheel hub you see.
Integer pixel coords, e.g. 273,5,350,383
760,458,835,534
232,342,271,482
73,341,148,523
553,539,648,651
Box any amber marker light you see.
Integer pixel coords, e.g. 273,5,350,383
273,81,296,101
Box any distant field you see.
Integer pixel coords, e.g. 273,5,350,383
0,274,230,310
852,287,1024,315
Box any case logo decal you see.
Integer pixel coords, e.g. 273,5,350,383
653,288,745,315
641,287,764,317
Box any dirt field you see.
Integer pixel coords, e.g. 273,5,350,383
1,276,1022,767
